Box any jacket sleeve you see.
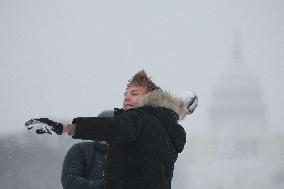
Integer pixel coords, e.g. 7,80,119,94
72,109,145,144
61,144,104,189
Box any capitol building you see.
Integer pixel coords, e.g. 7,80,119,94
173,37,284,189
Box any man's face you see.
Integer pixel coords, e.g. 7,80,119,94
123,85,147,110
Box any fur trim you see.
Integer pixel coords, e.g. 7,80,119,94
136,90,189,120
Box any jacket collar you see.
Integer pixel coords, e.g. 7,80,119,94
136,90,189,120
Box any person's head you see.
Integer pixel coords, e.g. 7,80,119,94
123,70,160,110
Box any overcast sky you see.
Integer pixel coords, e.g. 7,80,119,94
0,0,283,136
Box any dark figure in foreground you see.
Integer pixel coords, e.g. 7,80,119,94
61,111,113,189
26,70,198,189
61,141,107,189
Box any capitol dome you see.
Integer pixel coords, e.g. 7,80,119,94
209,36,267,132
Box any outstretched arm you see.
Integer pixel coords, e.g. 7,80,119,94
25,109,145,144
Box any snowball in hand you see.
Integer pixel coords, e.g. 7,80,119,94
180,91,198,114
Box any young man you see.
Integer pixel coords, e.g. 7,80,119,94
26,70,198,189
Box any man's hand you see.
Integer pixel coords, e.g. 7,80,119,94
25,118,63,135
182,91,198,114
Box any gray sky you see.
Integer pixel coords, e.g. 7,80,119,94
0,0,283,136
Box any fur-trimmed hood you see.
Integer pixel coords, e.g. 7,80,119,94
137,90,189,120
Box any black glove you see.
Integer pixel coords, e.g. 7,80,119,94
25,118,63,135
187,93,198,114
181,91,198,114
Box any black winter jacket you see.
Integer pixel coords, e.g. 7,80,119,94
72,90,188,189
61,142,107,189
